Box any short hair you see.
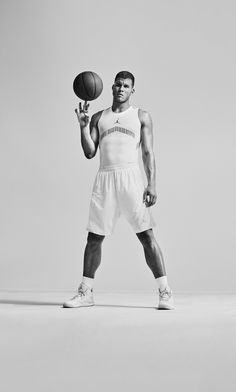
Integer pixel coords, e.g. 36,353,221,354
114,71,135,87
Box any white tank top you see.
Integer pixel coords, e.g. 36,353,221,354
98,106,141,169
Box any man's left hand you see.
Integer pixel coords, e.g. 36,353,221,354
143,185,157,207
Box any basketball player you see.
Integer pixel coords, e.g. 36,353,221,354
63,71,174,310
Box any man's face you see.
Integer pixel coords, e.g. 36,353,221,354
112,78,134,102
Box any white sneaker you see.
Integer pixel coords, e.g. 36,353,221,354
63,283,94,308
158,287,174,310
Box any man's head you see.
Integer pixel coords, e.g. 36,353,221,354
112,71,135,103
115,71,135,87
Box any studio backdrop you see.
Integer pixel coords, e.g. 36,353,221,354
1,0,235,293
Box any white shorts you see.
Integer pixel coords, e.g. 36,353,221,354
86,163,156,236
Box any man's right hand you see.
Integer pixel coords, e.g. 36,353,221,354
75,101,90,128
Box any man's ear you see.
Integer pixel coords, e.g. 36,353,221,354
132,88,135,94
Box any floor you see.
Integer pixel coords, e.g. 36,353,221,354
0,291,235,392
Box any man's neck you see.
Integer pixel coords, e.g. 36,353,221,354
111,101,131,113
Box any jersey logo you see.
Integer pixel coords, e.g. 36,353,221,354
114,119,120,124
100,126,135,141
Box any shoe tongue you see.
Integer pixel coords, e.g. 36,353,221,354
159,287,170,293
79,283,91,292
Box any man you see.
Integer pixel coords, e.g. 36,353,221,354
63,71,174,310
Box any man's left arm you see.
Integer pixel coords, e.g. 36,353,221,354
139,109,157,207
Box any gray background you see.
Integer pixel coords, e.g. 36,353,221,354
1,0,235,293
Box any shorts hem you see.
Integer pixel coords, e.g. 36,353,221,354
86,227,113,236
134,224,157,234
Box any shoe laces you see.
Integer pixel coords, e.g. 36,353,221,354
69,285,88,301
70,292,83,301
159,287,172,300
77,284,92,297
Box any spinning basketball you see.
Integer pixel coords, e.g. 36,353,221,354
73,71,103,101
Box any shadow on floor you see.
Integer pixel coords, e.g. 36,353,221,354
0,299,156,309
95,304,156,309
0,299,62,306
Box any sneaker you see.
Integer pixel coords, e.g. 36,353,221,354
63,283,94,308
158,287,174,310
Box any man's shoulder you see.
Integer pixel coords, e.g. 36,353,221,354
138,108,152,123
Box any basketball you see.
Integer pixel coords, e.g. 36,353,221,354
73,71,103,101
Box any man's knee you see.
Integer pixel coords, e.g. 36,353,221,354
87,232,105,246
136,229,156,248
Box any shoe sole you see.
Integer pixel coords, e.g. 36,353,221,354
62,303,95,308
157,305,174,310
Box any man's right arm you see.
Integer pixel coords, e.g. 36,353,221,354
75,102,102,159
